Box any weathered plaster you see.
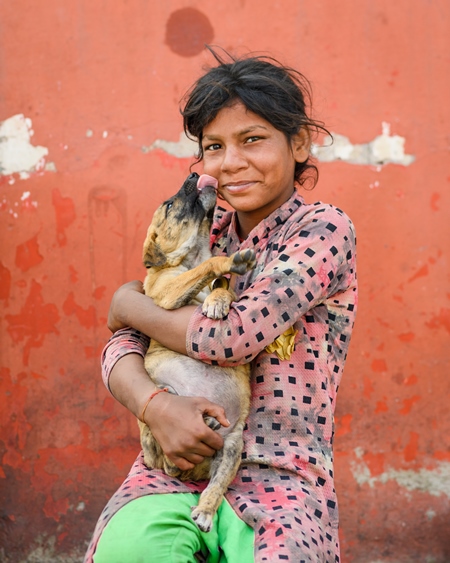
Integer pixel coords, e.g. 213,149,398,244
142,132,198,158
1,2,447,561
15,534,85,563
312,123,415,166
351,448,450,498
0,114,50,176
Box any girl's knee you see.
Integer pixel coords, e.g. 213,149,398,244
94,494,207,563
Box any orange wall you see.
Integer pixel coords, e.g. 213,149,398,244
1,2,449,561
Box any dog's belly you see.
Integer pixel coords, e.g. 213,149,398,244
145,351,245,436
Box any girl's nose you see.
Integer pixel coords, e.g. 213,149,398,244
220,146,248,172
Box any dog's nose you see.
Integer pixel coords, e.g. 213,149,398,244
187,172,199,180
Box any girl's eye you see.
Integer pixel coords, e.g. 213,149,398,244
204,143,221,152
246,136,261,143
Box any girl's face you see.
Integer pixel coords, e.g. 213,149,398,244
201,101,310,239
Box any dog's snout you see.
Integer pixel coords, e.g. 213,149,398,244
183,172,200,195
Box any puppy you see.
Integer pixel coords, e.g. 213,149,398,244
138,172,255,532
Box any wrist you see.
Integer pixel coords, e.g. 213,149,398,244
108,286,141,332
143,388,174,427
108,354,156,418
139,387,169,423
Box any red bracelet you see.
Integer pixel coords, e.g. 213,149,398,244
139,387,169,423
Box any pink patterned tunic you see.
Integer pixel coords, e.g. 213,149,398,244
85,191,357,562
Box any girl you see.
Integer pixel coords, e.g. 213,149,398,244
85,48,357,563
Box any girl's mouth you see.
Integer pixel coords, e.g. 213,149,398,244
222,181,256,193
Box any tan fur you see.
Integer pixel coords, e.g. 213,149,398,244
137,175,255,532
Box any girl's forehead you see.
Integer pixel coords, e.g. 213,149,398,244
203,101,273,137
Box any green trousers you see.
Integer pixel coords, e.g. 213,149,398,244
94,493,255,563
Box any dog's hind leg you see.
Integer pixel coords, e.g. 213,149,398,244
190,423,245,532
203,415,221,431
163,458,183,478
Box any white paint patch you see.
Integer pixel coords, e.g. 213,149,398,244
350,448,450,498
312,123,415,166
1,190,38,219
142,132,198,158
0,114,50,176
45,161,57,172
426,508,436,521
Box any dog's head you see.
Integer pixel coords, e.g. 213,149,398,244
143,172,217,269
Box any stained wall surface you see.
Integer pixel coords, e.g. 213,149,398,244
0,1,449,562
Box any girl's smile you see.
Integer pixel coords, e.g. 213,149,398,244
201,101,310,239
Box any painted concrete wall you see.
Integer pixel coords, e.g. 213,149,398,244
0,1,448,561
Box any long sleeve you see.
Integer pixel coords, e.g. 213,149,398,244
101,328,150,392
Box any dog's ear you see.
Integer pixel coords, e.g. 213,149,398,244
142,233,167,268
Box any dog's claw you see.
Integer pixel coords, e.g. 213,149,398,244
191,507,214,533
203,415,221,431
230,249,256,275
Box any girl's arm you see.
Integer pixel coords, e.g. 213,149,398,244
103,281,230,470
107,280,196,354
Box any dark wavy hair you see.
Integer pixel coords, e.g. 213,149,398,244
181,46,330,188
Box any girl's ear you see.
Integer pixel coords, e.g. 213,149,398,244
291,127,311,164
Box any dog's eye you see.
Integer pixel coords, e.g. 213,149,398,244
165,201,173,215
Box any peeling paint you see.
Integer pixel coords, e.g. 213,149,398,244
426,508,436,521
62,292,97,328
15,235,44,271
350,448,450,498
0,262,11,300
0,114,50,176
16,534,85,563
142,132,198,158
312,123,415,166
5,280,60,365
0,4,447,562
0,192,39,219
45,161,57,172
52,189,76,246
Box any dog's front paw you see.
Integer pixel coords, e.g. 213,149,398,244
202,289,233,319
191,506,214,533
229,249,256,275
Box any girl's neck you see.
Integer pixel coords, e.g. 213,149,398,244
234,188,296,240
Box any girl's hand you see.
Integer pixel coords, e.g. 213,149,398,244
108,280,145,333
144,392,230,471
